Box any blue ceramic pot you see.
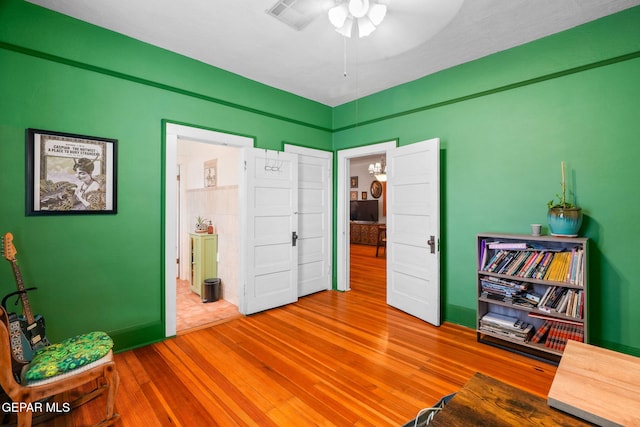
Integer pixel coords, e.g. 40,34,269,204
547,207,582,237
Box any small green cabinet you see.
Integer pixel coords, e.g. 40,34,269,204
189,233,218,296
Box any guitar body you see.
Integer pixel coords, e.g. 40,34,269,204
10,311,49,361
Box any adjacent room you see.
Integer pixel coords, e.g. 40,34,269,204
1,0,639,425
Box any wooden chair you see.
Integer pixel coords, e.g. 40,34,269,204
0,307,119,427
376,224,387,257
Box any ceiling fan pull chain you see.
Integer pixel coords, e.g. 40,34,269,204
343,36,348,77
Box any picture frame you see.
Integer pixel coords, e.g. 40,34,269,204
350,191,357,201
204,159,217,187
361,191,367,200
350,176,358,188
26,128,117,215
370,180,383,199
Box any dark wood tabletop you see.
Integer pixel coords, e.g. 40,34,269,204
429,372,593,426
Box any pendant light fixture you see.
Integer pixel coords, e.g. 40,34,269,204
368,157,387,182
328,0,387,38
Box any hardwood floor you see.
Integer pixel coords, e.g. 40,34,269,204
18,244,558,426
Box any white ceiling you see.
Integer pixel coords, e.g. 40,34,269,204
26,0,640,107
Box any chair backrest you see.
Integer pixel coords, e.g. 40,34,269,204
0,306,24,394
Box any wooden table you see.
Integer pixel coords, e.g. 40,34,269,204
548,339,640,426
428,372,591,426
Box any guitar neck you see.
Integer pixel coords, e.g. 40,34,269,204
10,260,35,325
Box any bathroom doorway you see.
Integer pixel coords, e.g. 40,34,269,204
175,139,242,332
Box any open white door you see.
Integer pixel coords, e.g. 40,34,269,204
285,145,332,297
386,138,441,326
243,148,299,315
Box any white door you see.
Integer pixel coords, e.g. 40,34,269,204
386,138,441,326
243,148,299,315
285,145,332,297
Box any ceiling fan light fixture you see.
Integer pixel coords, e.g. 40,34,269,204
357,16,376,37
348,0,370,19
336,16,354,37
328,3,348,28
329,0,386,38
367,4,386,26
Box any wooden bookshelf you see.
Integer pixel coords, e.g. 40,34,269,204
476,233,588,364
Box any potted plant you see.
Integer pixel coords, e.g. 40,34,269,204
547,161,582,236
195,216,208,233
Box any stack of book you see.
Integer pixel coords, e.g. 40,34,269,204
529,319,584,351
542,248,585,285
480,244,585,286
480,276,540,308
479,312,534,342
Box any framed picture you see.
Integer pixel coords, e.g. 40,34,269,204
361,191,367,200
350,176,358,188
26,129,117,215
370,180,383,199
350,191,357,200
204,159,217,187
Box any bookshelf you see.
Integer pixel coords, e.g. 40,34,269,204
476,233,588,364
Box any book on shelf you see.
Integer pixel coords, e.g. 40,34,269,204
526,313,584,350
495,251,518,274
480,239,487,270
505,251,531,276
528,312,583,325
518,251,542,278
537,287,584,318
530,320,551,344
480,244,585,286
484,250,506,272
479,312,534,342
487,242,528,250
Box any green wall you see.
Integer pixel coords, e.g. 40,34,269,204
0,0,332,351
1,0,639,357
333,6,640,356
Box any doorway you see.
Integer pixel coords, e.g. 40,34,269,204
164,123,253,337
348,154,388,294
176,139,242,332
337,141,396,292
337,138,442,326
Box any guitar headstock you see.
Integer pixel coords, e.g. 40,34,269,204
2,232,16,262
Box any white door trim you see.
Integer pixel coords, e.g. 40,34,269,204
336,140,397,291
164,123,253,337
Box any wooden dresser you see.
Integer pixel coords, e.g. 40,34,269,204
349,222,380,245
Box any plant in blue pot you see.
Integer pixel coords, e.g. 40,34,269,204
547,161,583,237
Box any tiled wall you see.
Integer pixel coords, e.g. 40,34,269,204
186,186,239,305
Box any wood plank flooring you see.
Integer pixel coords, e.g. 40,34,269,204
13,244,558,426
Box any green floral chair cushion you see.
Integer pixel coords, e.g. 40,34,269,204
23,331,113,382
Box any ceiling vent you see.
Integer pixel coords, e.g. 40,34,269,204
267,0,327,31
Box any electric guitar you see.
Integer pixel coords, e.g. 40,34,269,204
1,232,50,367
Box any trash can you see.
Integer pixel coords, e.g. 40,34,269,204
202,278,221,303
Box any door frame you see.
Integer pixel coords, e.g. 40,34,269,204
336,140,397,291
164,122,253,337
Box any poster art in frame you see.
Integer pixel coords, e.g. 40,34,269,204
26,129,117,215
